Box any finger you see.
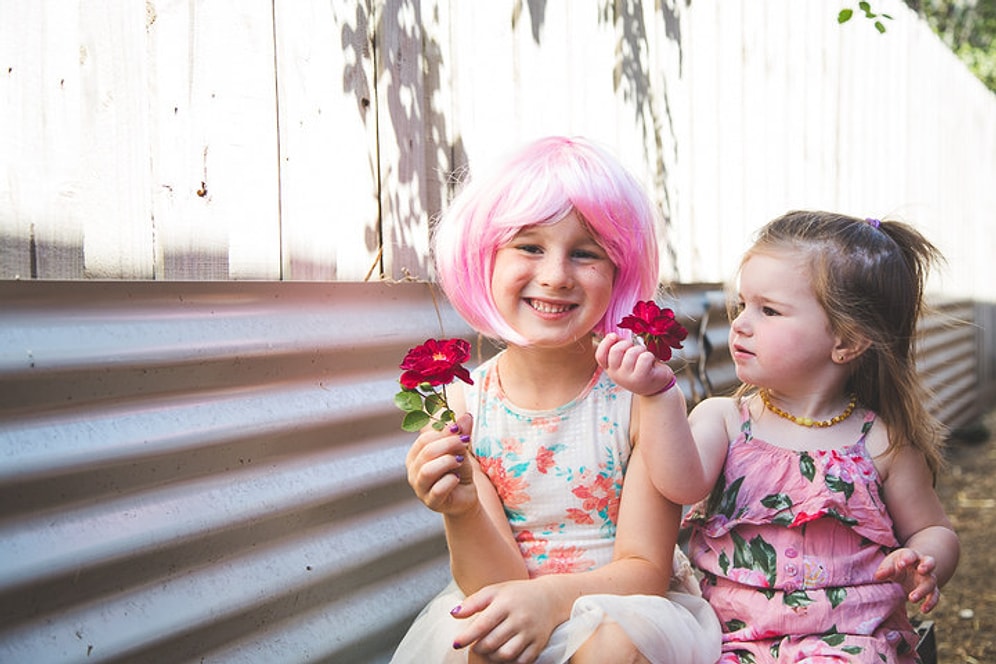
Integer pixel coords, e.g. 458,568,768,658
873,548,915,581
451,412,474,437
471,622,527,661
601,335,631,369
409,437,465,486
919,587,940,613
451,583,503,622
594,333,620,365
915,554,936,575
453,606,506,653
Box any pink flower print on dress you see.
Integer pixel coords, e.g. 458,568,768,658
565,507,596,526
535,446,557,474
515,530,547,560
477,455,530,518
790,509,829,528
727,567,772,589
815,448,877,499
572,472,622,526
531,415,560,434
798,641,846,659
535,546,596,575
500,436,524,455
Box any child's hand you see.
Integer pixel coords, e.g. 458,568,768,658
405,413,476,516
450,578,563,663
595,332,676,397
874,547,941,613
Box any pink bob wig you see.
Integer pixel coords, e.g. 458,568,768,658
432,136,662,345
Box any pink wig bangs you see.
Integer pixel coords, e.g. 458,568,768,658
433,136,661,344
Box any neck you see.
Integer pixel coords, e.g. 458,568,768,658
497,339,599,410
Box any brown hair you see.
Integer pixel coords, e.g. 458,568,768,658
737,210,946,474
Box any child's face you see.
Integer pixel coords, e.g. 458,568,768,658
729,250,839,390
491,212,615,349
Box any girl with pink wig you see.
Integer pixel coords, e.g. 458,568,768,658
391,136,721,663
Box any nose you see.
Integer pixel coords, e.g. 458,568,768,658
730,308,750,335
538,253,573,288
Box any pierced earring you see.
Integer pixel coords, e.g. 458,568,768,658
838,354,846,362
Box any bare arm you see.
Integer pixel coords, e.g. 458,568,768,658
595,333,730,504
405,385,528,593
874,443,960,613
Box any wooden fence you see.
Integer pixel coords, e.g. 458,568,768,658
2,0,994,302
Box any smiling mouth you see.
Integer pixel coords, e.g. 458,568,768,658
527,299,576,314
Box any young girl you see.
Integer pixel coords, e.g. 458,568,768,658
597,210,960,663
391,136,721,663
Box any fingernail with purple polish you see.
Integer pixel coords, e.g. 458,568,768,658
450,604,461,615
459,434,470,443
455,455,465,463
449,423,460,433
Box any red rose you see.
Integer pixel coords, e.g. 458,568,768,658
399,338,473,389
395,338,474,432
618,300,688,362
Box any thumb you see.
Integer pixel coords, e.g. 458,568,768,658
453,412,474,437
874,548,914,581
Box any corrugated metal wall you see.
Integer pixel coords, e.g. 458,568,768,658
0,281,486,663
0,282,984,662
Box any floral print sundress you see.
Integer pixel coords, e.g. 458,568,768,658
391,353,722,664
683,402,921,663
468,354,632,574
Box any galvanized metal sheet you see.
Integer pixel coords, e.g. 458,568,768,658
0,282,985,663
0,281,475,663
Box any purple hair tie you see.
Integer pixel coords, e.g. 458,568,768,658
865,217,881,228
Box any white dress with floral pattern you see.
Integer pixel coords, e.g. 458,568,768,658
391,353,722,664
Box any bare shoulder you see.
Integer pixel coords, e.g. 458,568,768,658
690,395,740,422
864,415,906,481
689,396,741,441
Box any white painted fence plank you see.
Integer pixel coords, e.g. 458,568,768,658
76,3,155,278
148,0,280,279
274,0,380,281
1,1,86,278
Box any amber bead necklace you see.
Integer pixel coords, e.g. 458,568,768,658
759,390,857,428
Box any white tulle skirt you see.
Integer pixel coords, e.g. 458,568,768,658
391,551,722,664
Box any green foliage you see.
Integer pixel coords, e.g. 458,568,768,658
912,0,996,93
838,2,894,32
839,1,996,93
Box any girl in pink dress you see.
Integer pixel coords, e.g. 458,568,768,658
391,137,721,663
597,210,960,662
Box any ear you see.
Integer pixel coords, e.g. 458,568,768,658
833,335,872,364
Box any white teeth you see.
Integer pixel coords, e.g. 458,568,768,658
529,299,572,314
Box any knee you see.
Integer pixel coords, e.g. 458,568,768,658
570,621,648,664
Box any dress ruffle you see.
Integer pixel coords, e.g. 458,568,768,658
391,560,722,664
684,411,898,548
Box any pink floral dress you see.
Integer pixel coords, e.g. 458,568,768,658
683,402,921,663
391,354,722,664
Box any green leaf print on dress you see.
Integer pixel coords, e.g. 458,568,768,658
730,531,777,588
799,451,816,481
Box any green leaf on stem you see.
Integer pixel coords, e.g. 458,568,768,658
402,410,431,432
395,390,424,413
